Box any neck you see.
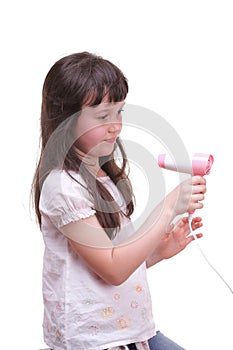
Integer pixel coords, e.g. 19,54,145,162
75,147,107,178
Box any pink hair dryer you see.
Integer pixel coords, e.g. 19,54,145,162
157,153,214,176
158,153,233,294
158,152,214,214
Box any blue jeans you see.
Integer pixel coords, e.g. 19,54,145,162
148,331,185,350
127,331,186,350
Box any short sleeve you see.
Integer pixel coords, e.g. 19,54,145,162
39,169,96,229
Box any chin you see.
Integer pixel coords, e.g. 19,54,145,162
98,144,115,157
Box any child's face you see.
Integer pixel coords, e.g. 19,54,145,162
76,100,125,158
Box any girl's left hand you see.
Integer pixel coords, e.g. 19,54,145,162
158,216,203,260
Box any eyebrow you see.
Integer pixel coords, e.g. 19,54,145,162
93,102,125,113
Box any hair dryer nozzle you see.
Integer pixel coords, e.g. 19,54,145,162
158,153,214,176
192,153,214,176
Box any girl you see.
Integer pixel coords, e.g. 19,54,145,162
33,52,206,350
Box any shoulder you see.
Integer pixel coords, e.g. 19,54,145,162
43,169,86,191
40,168,93,209
41,169,90,202
40,169,96,228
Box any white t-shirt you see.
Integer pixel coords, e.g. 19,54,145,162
39,169,156,350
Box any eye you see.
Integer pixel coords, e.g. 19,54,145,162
98,115,108,120
117,109,124,115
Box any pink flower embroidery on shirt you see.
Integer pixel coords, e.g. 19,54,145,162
89,325,99,336
136,285,143,293
116,316,129,329
113,293,121,301
131,300,139,309
56,302,64,312
101,307,115,318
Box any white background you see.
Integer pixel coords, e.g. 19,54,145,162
1,0,233,349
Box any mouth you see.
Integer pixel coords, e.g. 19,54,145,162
105,137,117,143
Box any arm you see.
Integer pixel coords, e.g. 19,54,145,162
63,199,174,286
61,176,206,285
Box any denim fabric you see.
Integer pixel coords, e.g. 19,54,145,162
148,331,186,350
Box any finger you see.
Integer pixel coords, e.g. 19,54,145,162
192,220,203,227
190,195,205,211
192,216,202,222
192,223,203,231
190,233,203,239
192,184,207,194
186,233,203,244
191,216,203,225
194,193,205,202
183,216,202,229
192,217,203,224
192,176,206,185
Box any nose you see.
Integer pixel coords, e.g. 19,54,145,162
107,121,122,134
107,113,122,133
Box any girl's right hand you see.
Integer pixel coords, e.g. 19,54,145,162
167,176,207,216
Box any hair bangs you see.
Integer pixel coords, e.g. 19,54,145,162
81,58,128,107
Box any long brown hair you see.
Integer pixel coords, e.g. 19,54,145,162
32,52,134,238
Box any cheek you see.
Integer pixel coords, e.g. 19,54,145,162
76,126,107,153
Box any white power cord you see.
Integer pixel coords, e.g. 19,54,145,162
188,214,233,294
